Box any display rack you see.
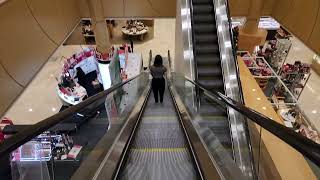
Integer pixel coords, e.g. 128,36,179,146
238,51,319,144
271,38,292,74
280,61,311,100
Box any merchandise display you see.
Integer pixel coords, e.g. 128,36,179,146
122,20,149,40
239,51,320,144
57,47,103,105
279,108,320,144
280,61,311,100
240,53,274,89
57,44,141,104
11,132,82,162
81,19,95,44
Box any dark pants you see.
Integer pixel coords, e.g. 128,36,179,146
152,78,165,103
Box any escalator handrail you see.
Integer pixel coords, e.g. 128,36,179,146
0,73,145,157
185,77,320,167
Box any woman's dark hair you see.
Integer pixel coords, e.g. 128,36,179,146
154,55,163,67
76,67,85,79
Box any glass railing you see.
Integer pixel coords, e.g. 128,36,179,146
0,72,149,180
170,73,320,180
171,73,250,180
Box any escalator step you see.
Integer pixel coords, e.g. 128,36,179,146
195,44,219,54
193,14,215,24
197,66,222,77
195,34,218,44
194,24,216,33
193,5,213,14
192,0,212,5
196,55,220,65
198,78,224,90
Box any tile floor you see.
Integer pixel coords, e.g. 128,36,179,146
3,18,176,125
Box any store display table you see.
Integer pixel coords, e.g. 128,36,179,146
122,26,148,41
57,87,82,106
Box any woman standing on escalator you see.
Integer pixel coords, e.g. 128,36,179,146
150,55,167,103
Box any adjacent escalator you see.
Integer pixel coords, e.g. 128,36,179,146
191,0,232,155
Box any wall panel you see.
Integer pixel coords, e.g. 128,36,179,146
78,0,90,18
261,0,275,15
0,0,57,86
282,0,319,42
124,0,157,17
102,0,124,17
271,0,320,54
58,0,80,32
149,0,176,17
0,63,23,115
229,0,250,16
308,11,320,53
26,0,68,44
79,0,176,18
271,0,293,21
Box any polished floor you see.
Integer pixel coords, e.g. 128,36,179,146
3,18,176,125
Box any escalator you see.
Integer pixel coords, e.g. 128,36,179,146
2,0,320,179
191,0,232,155
118,86,199,180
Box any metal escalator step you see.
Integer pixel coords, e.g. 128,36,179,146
193,14,215,24
121,151,197,180
197,65,222,77
196,55,220,65
195,44,219,54
198,78,224,90
192,0,212,5
195,34,218,44
194,24,216,33
193,5,213,14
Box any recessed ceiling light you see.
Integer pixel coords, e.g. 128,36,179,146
28,108,33,112
312,110,317,114
257,97,261,100
262,107,266,110
52,108,56,112
252,89,256,92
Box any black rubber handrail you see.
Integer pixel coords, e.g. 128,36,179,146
185,77,320,167
0,73,145,156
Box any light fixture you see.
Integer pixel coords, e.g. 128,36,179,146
257,97,261,101
252,89,256,92
52,108,57,112
312,110,317,114
262,107,266,110
28,108,33,112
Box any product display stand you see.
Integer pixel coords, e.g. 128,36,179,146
280,61,311,100
271,38,292,74
239,51,319,144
